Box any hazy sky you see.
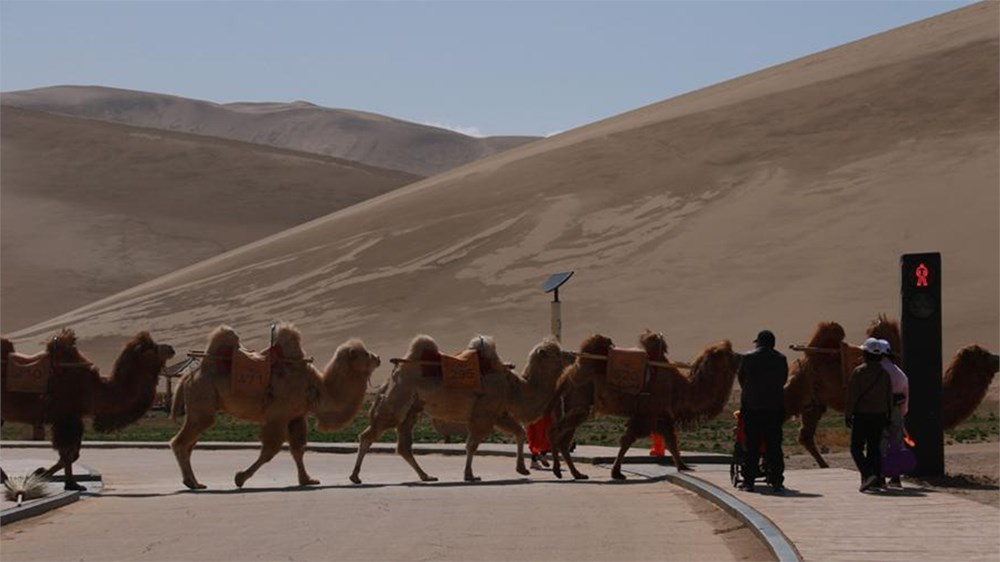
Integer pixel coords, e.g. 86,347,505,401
0,1,976,137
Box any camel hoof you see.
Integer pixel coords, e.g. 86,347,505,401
677,463,693,472
572,472,589,481
234,472,249,488
611,471,626,481
299,478,320,486
465,475,482,483
64,481,86,492
349,474,362,485
182,479,206,490
553,467,563,479
517,466,531,476
421,475,439,482
33,467,47,477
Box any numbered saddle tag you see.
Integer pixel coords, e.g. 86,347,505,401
231,348,271,395
607,348,648,395
442,351,482,391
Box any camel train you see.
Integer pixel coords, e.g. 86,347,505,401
2,316,997,490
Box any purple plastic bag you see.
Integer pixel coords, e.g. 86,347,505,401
882,439,916,477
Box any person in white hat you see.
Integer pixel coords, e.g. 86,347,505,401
846,337,893,492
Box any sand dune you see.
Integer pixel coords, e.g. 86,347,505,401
0,106,418,331
7,3,998,378
1,86,538,176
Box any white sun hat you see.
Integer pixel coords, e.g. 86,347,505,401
862,337,883,355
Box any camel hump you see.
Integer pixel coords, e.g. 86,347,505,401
406,335,439,359
207,325,241,351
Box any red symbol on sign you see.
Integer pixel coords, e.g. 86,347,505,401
915,263,929,287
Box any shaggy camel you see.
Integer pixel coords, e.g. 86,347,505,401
548,334,742,480
2,330,175,490
785,316,1000,467
169,324,379,489
350,335,574,484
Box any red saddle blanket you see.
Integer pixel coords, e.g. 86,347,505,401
420,349,484,392
4,352,52,393
606,348,648,395
230,347,273,396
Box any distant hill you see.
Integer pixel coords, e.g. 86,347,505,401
1,86,539,176
0,106,419,331
8,3,997,376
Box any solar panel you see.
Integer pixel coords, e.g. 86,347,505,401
542,271,574,293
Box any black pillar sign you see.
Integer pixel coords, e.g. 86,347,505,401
900,252,943,476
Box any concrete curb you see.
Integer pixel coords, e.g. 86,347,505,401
0,465,103,526
620,464,802,562
1,440,731,465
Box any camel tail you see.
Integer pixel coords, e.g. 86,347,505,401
170,374,189,421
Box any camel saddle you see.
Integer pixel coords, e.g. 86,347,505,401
841,343,864,387
441,350,483,392
606,348,648,395
230,347,273,396
4,352,52,394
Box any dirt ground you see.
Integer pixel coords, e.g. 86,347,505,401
785,441,999,508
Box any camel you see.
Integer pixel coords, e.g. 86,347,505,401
1,329,175,490
169,323,379,489
350,335,574,484
548,333,742,480
785,316,1000,467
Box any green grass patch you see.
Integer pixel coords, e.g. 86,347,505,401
3,397,996,452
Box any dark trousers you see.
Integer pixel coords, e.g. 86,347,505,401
742,409,785,486
850,412,886,481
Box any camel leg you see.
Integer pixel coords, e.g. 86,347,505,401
463,421,494,483
169,412,216,490
235,420,287,488
396,403,438,483
799,402,829,468
288,417,318,486
495,414,529,476
610,419,644,480
52,418,85,491
550,409,589,480
655,415,691,471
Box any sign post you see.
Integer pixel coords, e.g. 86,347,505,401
542,272,574,342
900,252,943,476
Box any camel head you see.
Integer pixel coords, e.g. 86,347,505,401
467,334,506,373
690,340,741,378
328,338,381,379
523,338,575,385
272,322,306,360
93,331,175,433
639,330,668,361
866,314,901,358
580,334,614,357
45,328,88,364
206,325,241,354
946,345,1000,384
113,332,176,375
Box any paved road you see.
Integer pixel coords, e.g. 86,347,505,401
0,448,770,561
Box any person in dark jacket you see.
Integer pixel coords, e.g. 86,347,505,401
846,337,893,492
737,329,789,492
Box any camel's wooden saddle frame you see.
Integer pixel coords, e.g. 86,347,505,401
789,343,865,387
571,349,693,396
